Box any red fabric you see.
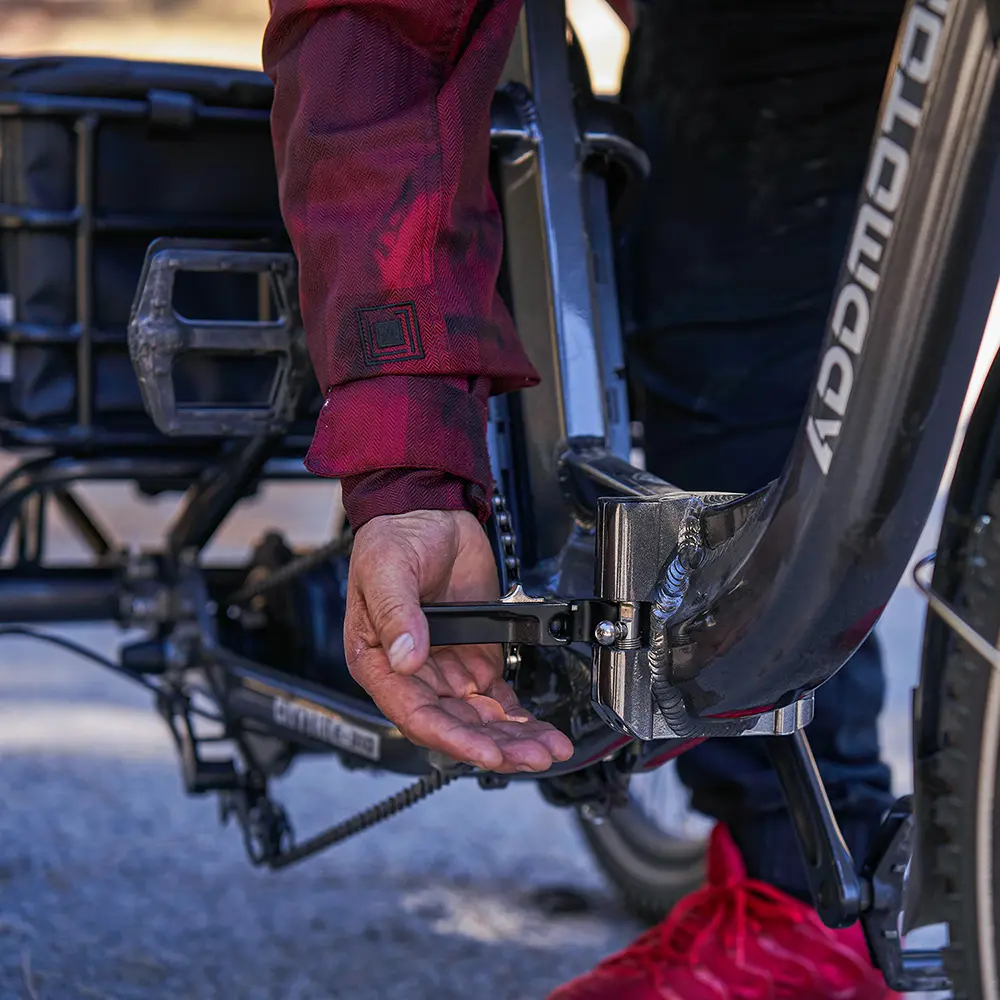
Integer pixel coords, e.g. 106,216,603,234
610,0,635,30
264,0,539,527
318,373,494,526
548,824,899,1000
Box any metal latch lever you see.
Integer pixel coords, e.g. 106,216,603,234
423,584,618,648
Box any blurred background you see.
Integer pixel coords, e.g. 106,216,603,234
0,0,630,92
0,1,988,998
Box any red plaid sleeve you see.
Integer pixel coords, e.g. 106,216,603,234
263,0,539,529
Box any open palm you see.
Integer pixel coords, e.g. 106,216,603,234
344,509,575,772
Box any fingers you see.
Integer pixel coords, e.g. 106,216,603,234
424,644,504,699
353,648,574,773
406,695,575,773
403,703,507,771
498,712,576,763
465,702,575,768
484,720,576,773
418,652,574,763
478,675,574,759
348,535,429,678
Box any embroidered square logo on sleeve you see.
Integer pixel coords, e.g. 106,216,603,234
358,302,424,366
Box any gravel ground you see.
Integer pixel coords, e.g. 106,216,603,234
0,477,646,1000
0,623,640,1000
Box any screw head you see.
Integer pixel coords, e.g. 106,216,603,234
594,620,619,646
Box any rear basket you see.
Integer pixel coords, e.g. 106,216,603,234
0,55,320,453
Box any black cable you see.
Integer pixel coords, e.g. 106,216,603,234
0,624,159,691
0,625,223,723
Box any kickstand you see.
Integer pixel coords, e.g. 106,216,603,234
765,731,950,993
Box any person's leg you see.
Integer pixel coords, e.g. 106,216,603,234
619,0,901,896
550,7,914,997
676,635,891,900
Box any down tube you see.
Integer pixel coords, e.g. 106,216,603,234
671,0,1000,717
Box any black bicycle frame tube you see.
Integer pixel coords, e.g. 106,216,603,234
663,0,1000,715
0,568,121,622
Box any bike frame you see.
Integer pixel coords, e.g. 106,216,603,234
499,0,1000,722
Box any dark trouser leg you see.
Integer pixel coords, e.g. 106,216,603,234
619,0,902,900
676,635,892,900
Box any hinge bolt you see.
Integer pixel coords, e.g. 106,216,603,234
594,620,625,647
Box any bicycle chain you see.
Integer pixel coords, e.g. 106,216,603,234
490,483,523,679
223,484,522,868
492,483,521,588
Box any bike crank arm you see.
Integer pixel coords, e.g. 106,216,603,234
766,730,950,994
423,584,620,648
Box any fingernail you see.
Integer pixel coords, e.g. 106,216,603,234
388,633,414,668
517,764,536,773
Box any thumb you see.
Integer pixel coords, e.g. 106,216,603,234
361,552,430,676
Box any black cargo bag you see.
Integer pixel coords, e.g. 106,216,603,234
0,55,317,452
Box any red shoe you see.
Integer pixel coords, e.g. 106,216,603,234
549,824,898,1000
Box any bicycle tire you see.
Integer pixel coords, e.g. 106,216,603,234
918,347,1000,998
576,772,706,923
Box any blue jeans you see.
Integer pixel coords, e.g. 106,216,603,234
619,0,901,899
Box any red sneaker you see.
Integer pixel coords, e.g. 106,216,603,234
549,824,898,1000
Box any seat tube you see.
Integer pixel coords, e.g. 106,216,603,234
497,0,611,564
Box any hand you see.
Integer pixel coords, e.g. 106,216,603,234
344,509,575,773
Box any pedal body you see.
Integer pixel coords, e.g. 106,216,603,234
128,238,309,438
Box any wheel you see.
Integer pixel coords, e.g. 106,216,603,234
917,347,1000,998
577,761,710,923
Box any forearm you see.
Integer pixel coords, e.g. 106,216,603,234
264,0,538,528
